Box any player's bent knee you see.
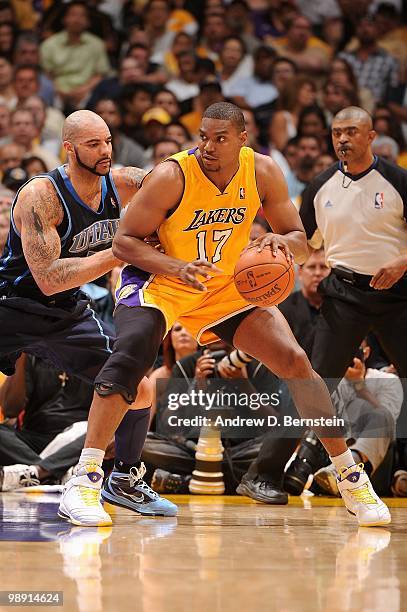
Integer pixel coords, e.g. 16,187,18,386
283,347,311,379
95,306,165,406
95,348,156,406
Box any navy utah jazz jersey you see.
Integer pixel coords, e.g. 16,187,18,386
0,165,121,302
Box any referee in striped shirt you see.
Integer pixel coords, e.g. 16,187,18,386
300,106,407,380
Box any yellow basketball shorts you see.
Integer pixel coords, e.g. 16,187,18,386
115,265,255,344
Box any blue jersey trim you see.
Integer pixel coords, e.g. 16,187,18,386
108,171,122,211
13,268,30,285
0,234,12,272
42,174,73,245
9,174,50,238
10,200,19,236
9,174,72,245
58,165,107,215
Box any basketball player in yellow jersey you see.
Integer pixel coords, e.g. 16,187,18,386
60,102,390,528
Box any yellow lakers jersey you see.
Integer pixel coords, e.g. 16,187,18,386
158,146,261,277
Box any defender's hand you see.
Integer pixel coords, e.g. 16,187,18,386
178,259,222,291
248,233,294,263
370,256,407,290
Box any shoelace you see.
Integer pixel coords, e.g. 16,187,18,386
129,462,147,482
259,481,278,490
20,473,40,487
129,464,159,499
79,486,100,507
349,483,377,505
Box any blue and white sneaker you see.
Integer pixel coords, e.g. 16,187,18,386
101,463,178,517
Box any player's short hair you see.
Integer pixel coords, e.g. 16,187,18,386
203,102,245,132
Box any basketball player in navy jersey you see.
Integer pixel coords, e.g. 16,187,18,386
0,110,177,525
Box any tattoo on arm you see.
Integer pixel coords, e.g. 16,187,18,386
19,180,116,294
20,182,64,283
120,167,147,189
32,207,46,245
40,258,81,288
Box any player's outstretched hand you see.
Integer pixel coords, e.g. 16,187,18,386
248,233,293,263
370,256,407,290
178,259,222,291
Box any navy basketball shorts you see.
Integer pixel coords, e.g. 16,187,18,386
0,293,114,382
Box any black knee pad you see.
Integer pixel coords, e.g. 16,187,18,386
95,381,135,404
95,306,166,403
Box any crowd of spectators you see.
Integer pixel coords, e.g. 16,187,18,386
0,0,406,499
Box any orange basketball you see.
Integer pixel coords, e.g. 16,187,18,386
234,246,295,307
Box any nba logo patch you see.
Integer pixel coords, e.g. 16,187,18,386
239,187,245,199
374,192,384,209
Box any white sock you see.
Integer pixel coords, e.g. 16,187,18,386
330,449,356,473
78,448,105,468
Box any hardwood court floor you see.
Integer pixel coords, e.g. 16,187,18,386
1,493,406,612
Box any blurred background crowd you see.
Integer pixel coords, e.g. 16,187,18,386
0,0,406,501
0,0,406,252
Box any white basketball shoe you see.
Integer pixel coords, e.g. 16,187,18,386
337,463,391,527
0,464,40,491
58,463,112,527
